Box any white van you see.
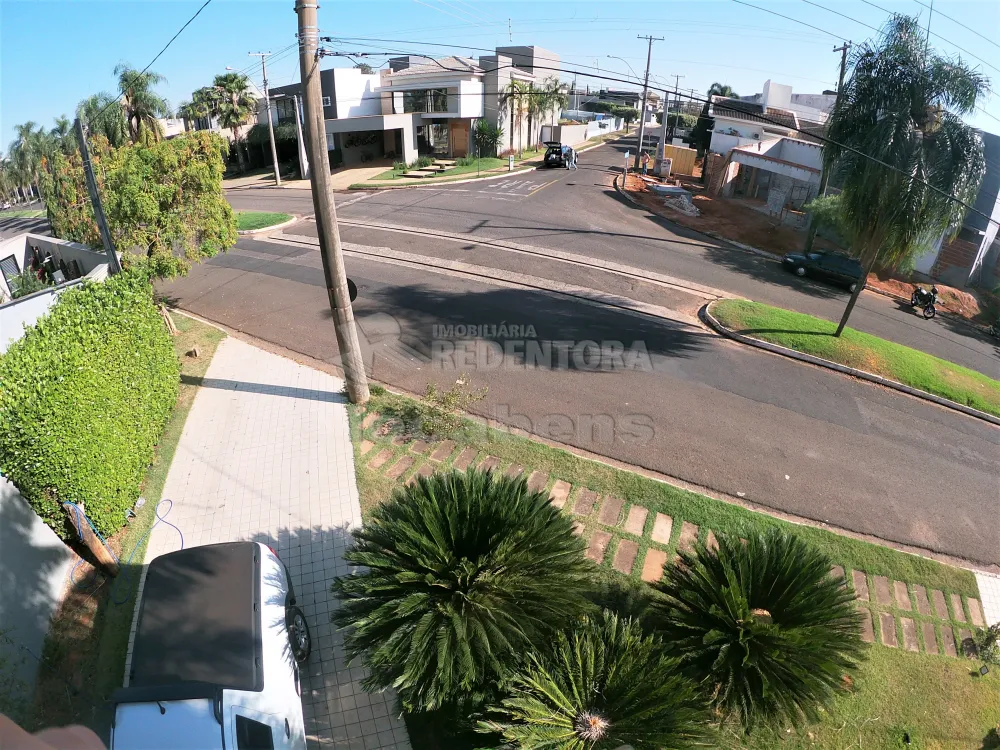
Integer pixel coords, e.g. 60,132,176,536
110,542,312,750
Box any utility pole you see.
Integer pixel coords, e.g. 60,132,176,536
924,0,934,56
74,118,122,275
294,0,369,404
292,93,310,179
668,73,685,139
250,51,282,187
633,35,663,168
803,41,851,254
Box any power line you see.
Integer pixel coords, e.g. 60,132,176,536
798,0,880,33
730,0,847,41
912,0,1000,52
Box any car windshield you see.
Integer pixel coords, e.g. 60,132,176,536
807,253,823,260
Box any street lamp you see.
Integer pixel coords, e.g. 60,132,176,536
606,55,642,83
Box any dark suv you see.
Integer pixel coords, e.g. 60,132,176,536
782,251,864,292
543,141,571,168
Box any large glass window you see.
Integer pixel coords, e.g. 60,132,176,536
402,89,449,114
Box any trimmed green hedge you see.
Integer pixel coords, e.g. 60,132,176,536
0,272,179,539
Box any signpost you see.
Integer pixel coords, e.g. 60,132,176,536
508,155,515,172
624,150,630,176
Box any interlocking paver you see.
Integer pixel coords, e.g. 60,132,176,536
967,598,986,627
613,540,639,574
573,489,600,516
641,549,667,583
677,522,699,553
624,506,648,536
874,576,893,606
830,565,845,582
901,618,918,652
386,456,414,480
369,449,393,470
921,621,939,655
852,571,869,601
893,581,912,611
406,463,434,486
931,589,948,619
359,440,375,455
941,627,958,657
505,463,525,479
409,440,429,454
599,497,624,526
914,585,932,616
526,470,548,493
477,455,500,473
651,513,672,544
428,440,456,462
950,594,967,623
549,480,571,509
586,531,612,563
131,337,410,748
879,613,897,647
452,447,478,471
859,609,875,643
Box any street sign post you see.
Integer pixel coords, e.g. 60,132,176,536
508,155,514,172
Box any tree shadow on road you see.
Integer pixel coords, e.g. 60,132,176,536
699,243,846,301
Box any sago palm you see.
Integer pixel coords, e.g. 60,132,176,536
211,73,256,174
115,63,172,144
651,529,865,733
826,14,987,334
480,610,712,749
331,468,593,712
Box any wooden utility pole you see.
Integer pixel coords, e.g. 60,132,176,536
63,503,119,577
633,35,662,168
668,73,685,139
293,93,310,179
294,0,369,404
249,51,282,187
803,41,851,254
74,118,122,275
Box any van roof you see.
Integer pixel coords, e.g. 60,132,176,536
128,542,263,693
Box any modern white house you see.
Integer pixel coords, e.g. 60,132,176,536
261,45,564,166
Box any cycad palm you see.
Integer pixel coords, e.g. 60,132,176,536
651,529,864,732
331,469,593,712
480,610,712,749
115,63,171,144
211,73,256,174
826,14,988,334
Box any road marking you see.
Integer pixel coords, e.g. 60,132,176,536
336,191,380,208
527,178,560,197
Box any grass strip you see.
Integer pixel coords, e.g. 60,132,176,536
0,209,44,219
712,299,1000,417
236,211,292,231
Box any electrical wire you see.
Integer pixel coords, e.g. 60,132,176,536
730,0,848,41
798,0,879,33
912,0,1000,52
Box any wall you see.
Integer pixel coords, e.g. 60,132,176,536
776,137,823,171
710,131,760,155
0,283,81,354
332,69,382,118
712,118,763,142
761,80,792,111
458,79,485,118
931,236,980,286
584,118,622,141
0,233,107,302
539,123,588,146
0,476,75,717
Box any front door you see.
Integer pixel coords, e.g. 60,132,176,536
450,120,469,157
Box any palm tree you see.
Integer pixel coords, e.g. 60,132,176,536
527,76,568,150
473,119,503,158
210,73,256,174
707,82,738,99
76,92,128,148
499,79,530,155
331,469,593,713
825,14,987,335
50,116,75,155
178,86,217,132
8,122,47,200
692,82,739,154
650,529,865,733
115,63,171,144
480,610,712,749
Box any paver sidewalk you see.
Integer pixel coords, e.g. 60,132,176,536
126,336,410,750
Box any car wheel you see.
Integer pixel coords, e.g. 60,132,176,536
287,606,311,664
795,267,807,277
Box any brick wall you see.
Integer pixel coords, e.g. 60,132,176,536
931,237,979,287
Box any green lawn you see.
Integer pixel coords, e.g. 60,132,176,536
347,387,994,748
712,299,1000,418
235,210,292,231
0,209,44,219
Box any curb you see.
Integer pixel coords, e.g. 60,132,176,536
237,214,299,236
700,301,1000,427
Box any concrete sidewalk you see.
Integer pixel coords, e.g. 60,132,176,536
224,161,393,192
129,335,410,749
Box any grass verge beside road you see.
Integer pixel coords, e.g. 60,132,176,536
0,209,44,219
236,210,292,231
29,313,225,736
347,387,994,749
712,299,1000,418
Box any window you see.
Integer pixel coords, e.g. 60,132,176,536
402,89,449,114
276,97,297,122
235,715,274,750
322,96,331,107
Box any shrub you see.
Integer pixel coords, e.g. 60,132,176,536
650,529,865,732
974,624,1000,666
474,119,503,157
480,610,712,749
8,266,51,299
399,374,487,437
0,271,180,540
455,155,476,167
331,469,593,713
409,155,433,169
392,160,408,173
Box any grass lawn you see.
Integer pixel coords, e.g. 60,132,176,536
0,209,44,219
712,299,1000,418
28,312,225,737
235,210,292,231
347,387,995,749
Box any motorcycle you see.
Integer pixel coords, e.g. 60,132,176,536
910,285,938,319
989,320,1000,340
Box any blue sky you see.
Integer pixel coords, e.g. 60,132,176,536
2,0,998,150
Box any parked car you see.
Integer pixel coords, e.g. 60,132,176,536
110,542,311,750
543,141,571,168
781,251,864,292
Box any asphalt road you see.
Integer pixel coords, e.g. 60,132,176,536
228,139,1000,379
159,226,1000,568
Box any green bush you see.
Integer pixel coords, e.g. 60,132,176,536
455,156,476,167
410,155,433,169
0,271,180,540
392,160,408,173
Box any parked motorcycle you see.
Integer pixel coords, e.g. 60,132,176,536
910,285,938,319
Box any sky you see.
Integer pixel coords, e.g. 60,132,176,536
2,0,999,150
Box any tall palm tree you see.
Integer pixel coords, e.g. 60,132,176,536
692,82,739,154
479,610,713,749
76,92,128,148
177,86,217,132
115,63,172,144
331,469,593,713
50,116,75,155
825,14,987,335
650,529,865,733
499,79,530,154
8,122,47,200
210,73,256,174
527,76,568,150
707,82,738,98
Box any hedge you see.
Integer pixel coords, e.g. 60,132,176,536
0,272,179,540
